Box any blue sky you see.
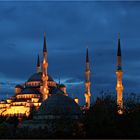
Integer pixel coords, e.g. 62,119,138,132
0,1,140,105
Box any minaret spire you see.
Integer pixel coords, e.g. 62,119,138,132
116,33,124,114
117,33,121,56
86,47,89,63
84,47,91,109
117,33,122,70
41,32,49,101
37,54,41,73
43,32,47,52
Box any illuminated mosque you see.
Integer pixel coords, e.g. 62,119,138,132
0,32,91,119
0,32,124,121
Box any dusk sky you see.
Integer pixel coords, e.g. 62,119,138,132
0,1,140,104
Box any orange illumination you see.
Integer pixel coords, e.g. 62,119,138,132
31,98,39,103
118,109,123,115
74,98,79,104
2,106,30,117
6,99,12,104
116,71,124,114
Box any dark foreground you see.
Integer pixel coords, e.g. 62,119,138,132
0,95,140,139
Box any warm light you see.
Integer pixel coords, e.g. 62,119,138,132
43,59,46,64
31,98,39,103
6,104,11,108
0,109,6,114
118,109,123,115
6,99,12,104
74,98,79,104
2,106,30,116
33,102,41,107
116,70,124,115
17,94,39,99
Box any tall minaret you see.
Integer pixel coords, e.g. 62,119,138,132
41,32,49,100
37,54,41,73
84,48,91,109
116,33,124,114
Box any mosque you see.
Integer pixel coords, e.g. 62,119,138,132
0,32,124,122
0,32,91,119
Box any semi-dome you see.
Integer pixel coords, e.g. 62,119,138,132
27,72,53,82
37,93,82,116
20,87,41,95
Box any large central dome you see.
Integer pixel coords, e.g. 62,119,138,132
28,72,54,82
37,93,82,116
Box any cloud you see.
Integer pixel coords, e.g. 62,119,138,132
0,1,140,103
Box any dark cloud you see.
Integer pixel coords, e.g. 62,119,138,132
0,1,139,104
64,78,83,84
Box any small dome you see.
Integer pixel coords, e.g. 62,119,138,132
37,93,82,116
27,72,53,82
20,87,41,95
15,84,23,89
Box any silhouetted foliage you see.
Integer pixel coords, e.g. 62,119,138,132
0,94,140,138
83,95,140,138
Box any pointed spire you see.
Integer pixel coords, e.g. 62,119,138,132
86,47,89,63
37,54,40,67
116,33,122,71
117,33,121,56
85,47,91,109
43,32,47,52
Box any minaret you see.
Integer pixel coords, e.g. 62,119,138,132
116,33,124,114
41,32,49,100
84,48,91,109
37,54,41,73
